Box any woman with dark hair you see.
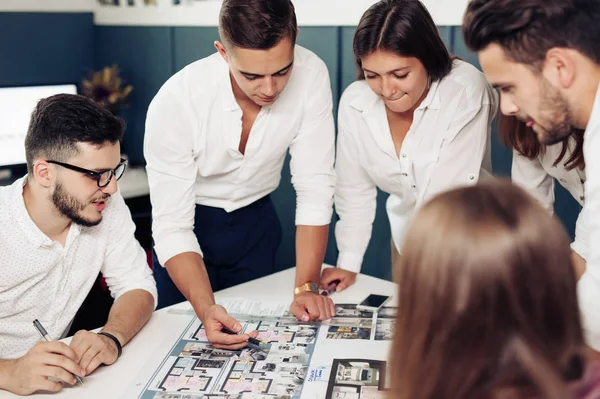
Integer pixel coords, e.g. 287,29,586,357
500,114,588,278
390,180,600,399
321,0,498,290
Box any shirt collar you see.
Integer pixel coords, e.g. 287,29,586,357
12,176,81,249
218,55,240,112
585,81,600,137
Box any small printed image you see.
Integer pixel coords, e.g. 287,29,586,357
326,326,371,340
374,319,395,341
326,359,387,399
334,303,373,318
328,317,373,329
376,306,397,319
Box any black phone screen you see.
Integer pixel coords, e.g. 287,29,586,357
359,294,390,308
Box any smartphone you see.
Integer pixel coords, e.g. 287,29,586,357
356,294,391,312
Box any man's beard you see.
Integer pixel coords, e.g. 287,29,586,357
52,182,104,227
535,78,574,146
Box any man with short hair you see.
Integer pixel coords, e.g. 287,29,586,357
462,0,600,353
0,94,157,395
144,0,336,348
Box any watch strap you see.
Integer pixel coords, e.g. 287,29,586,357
98,331,122,359
294,282,319,295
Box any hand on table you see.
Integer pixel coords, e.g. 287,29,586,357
320,268,357,293
290,292,335,322
70,330,119,376
200,304,258,350
2,341,84,395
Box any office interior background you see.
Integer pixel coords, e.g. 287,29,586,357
0,0,582,285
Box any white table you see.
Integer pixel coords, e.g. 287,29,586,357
0,266,396,399
117,165,150,199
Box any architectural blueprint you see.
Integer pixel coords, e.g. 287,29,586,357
132,304,397,399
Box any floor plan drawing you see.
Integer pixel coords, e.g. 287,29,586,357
132,305,397,399
139,316,318,399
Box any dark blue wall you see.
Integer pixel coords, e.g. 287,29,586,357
0,13,94,87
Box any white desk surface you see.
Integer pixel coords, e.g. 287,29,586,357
0,266,396,399
117,166,150,199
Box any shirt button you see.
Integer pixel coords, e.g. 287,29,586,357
411,185,416,189
560,178,567,183
468,174,475,181
401,173,408,177
580,196,585,202
401,153,407,158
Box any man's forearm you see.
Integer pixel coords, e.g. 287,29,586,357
294,225,329,287
165,252,215,320
102,289,154,347
0,359,14,391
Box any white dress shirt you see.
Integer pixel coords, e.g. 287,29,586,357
511,139,588,259
144,46,336,266
335,60,498,273
0,178,158,359
579,82,600,351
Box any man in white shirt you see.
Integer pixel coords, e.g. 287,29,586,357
463,0,600,356
0,94,157,395
144,0,336,349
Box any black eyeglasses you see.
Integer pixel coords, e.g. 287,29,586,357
46,158,128,188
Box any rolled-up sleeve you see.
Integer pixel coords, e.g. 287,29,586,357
420,85,497,204
571,207,588,260
579,120,600,351
102,193,158,308
144,88,202,266
288,59,336,226
333,97,378,274
511,151,555,213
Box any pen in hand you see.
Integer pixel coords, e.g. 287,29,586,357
220,327,266,348
33,319,84,386
321,279,341,296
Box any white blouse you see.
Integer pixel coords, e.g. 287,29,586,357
511,137,587,259
335,60,498,273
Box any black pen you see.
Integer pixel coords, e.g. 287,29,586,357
33,319,84,385
221,327,265,347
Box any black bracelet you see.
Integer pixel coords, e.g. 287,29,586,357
98,332,122,359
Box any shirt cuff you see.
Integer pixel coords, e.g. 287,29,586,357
295,205,334,226
336,252,364,274
154,231,203,266
577,272,600,351
571,240,588,261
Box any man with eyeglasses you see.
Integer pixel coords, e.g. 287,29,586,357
0,94,157,395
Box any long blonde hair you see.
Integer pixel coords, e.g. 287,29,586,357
390,180,585,399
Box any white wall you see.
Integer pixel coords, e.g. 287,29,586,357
0,0,95,12
94,0,470,26
0,0,469,26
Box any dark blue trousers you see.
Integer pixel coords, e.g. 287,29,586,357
154,195,282,309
